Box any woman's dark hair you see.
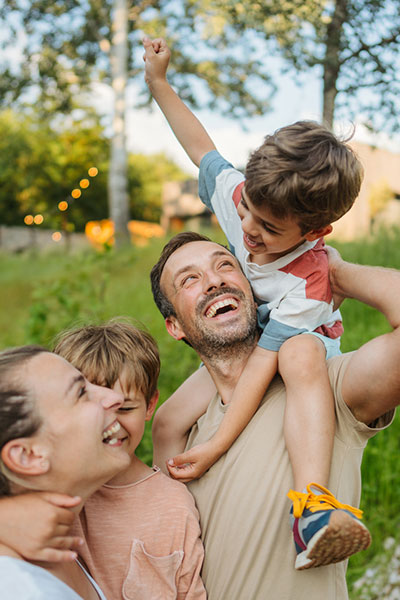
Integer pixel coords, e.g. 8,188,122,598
0,345,46,495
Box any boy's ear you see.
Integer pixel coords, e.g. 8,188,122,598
1,439,50,477
304,224,333,241
145,391,159,421
165,317,186,341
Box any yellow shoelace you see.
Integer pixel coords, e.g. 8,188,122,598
287,483,364,520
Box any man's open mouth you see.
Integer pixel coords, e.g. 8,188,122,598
102,421,121,446
205,297,239,318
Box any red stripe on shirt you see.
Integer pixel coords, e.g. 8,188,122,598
232,181,245,208
279,239,332,303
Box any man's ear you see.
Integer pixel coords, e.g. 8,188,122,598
304,224,333,241
1,439,50,477
145,390,159,421
165,316,186,341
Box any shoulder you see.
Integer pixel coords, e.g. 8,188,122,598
151,470,199,513
0,557,81,599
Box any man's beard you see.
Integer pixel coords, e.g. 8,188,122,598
179,287,258,360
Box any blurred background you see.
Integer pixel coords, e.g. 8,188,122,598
1,1,400,597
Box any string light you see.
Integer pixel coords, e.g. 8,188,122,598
58,201,68,211
71,189,81,199
88,167,98,177
80,178,90,189
33,214,44,225
24,215,34,225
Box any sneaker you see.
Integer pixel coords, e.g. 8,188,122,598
287,483,371,570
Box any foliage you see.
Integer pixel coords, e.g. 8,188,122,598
186,0,400,131
0,0,275,120
0,109,187,228
0,109,109,229
127,152,187,223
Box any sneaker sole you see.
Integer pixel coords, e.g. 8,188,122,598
295,510,371,570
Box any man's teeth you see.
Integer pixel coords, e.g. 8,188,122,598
205,298,238,318
102,421,121,443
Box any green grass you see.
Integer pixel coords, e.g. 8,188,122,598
0,227,399,593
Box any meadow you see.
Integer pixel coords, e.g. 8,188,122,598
0,227,399,595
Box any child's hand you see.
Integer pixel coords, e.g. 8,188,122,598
143,36,171,88
167,441,221,482
0,492,83,562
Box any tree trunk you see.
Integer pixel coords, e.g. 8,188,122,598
108,0,130,246
322,0,349,130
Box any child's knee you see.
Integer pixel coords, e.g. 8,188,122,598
279,335,326,378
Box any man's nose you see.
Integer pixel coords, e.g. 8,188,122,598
204,271,226,293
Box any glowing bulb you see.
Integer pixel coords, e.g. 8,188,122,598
24,215,34,225
58,201,68,211
88,167,98,177
52,231,62,242
34,214,44,225
71,189,81,199
80,178,90,189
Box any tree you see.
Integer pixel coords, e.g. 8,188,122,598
0,0,275,238
199,0,400,132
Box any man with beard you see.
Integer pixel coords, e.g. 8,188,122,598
151,231,400,600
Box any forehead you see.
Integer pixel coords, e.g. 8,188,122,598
25,352,82,409
162,241,239,281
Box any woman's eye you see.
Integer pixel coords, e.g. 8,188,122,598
79,386,87,398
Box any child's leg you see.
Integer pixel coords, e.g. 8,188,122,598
279,334,333,491
278,334,371,570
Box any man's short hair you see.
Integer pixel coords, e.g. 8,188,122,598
54,319,160,404
244,120,364,234
150,232,212,319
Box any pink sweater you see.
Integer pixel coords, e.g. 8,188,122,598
73,467,206,599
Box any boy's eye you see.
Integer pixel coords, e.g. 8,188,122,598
118,406,134,412
79,385,87,399
262,223,278,235
240,198,248,210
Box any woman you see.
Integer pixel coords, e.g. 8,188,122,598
0,345,130,599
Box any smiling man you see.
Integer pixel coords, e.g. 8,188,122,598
151,231,400,600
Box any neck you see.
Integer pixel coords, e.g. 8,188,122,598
200,339,257,404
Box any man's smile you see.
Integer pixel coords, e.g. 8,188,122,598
205,297,239,318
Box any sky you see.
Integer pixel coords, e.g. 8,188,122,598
93,54,400,178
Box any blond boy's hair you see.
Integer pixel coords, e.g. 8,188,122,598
245,120,364,234
53,319,160,404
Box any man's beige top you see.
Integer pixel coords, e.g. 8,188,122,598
186,353,394,600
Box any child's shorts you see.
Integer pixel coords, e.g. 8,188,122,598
303,331,341,360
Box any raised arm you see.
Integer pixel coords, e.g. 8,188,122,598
327,247,400,424
143,37,216,167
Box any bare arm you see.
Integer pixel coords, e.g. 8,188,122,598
143,37,216,167
327,247,400,424
168,347,278,481
152,366,216,473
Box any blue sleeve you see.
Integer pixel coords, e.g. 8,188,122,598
198,150,235,213
257,304,307,352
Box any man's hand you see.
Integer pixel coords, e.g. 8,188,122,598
143,37,171,90
0,492,83,562
167,441,221,483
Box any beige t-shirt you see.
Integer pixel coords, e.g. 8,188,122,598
186,353,395,600
73,467,206,600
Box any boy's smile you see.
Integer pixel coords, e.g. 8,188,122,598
237,189,309,265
